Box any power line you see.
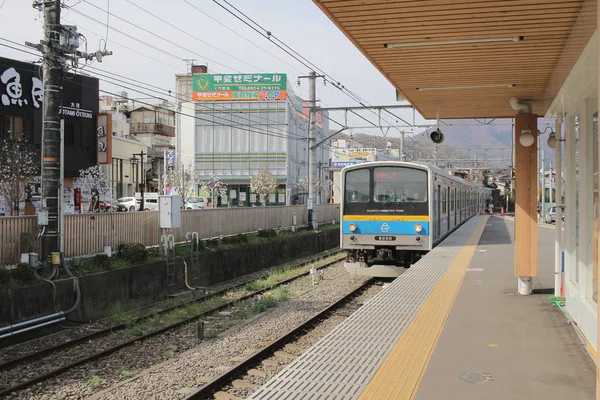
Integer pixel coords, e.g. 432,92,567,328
122,0,265,73
179,0,304,75
76,0,239,72
62,18,186,72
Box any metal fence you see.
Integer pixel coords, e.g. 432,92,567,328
0,204,340,265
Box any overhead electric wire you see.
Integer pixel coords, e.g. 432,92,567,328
66,10,190,64
179,0,304,76
76,0,238,73
0,45,300,143
122,0,265,73
209,0,413,134
62,19,187,72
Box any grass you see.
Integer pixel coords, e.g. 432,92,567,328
166,349,177,359
232,306,249,320
120,369,139,380
88,375,105,389
252,294,278,314
272,286,292,302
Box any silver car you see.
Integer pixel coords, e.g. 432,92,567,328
186,196,207,210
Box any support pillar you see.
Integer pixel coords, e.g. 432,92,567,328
514,113,538,295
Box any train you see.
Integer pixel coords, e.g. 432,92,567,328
340,161,492,278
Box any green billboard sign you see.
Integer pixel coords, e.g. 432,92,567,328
192,73,287,101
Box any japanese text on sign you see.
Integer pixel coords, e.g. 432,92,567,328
192,73,287,102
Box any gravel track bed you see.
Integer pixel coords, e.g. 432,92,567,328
4,261,356,400
217,283,384,400
0,250,342,368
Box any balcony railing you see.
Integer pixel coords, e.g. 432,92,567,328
130,123,175,137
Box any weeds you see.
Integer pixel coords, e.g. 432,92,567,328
273,286,291,302
88,375,105,389
106,308,134,326
232,307,248,320
166,349,177,359
120,369,139,380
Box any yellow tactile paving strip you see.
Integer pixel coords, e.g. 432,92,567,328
358,216,488,400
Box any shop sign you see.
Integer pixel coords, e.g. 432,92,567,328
96,113,113,164
192,73,287,101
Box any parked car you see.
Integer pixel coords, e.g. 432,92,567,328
545,206,565,224
116,197,138,212
186,196,207,210
143,197,158,211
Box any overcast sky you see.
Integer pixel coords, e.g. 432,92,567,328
0,0,519,139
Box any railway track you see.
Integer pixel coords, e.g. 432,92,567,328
0,250,344,398
182,278,376,400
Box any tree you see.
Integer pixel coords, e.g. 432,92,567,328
76,165,111,212
251,167,278,206
0,138,40,216
166,160,199,206
199,174,227,207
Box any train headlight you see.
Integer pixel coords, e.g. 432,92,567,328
414,224,423,233
349,223,357,232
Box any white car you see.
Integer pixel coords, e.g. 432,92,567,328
116,197,138,212
186,196,207,210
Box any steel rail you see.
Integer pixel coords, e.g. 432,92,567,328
0,251,343,397
183,279,374,400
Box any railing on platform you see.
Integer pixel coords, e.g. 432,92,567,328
0,204,340,265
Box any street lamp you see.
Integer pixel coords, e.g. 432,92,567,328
130,150,145,211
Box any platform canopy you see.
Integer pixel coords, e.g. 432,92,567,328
313,0,597,119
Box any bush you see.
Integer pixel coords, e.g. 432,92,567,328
12,263,38,285
235,233,248,243
91,254,111,270
0,267,11,287
257,229,277,238
147,247,160,258
117,242,148,263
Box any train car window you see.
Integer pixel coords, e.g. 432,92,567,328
373,167,427,202
344,169,370,203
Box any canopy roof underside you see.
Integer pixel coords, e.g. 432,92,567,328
313,0,597,119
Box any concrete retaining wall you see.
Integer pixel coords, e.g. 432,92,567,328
0,229,339,328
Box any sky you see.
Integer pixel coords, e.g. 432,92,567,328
0,0,527,141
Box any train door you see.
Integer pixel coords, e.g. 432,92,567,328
454,188,457,227
447,187,451,233
436,185,441,239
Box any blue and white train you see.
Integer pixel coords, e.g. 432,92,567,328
341,161,491,278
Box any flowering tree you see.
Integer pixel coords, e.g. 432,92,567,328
76,165,112,212
0,138,40,216
251,167,278,206
199,175,227,207
298,175,309,192
166,160,199,206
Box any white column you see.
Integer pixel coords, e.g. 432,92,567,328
555,116,562,296
565,115,577,287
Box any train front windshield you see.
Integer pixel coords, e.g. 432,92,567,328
344,166,428,215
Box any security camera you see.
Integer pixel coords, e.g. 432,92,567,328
430,128,444,144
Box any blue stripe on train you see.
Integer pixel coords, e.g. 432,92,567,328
342,220,429,235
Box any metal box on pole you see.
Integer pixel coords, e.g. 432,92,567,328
159,195,181,229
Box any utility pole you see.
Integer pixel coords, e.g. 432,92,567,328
29,0,112,269
39,0,62,269
308,71,317,229
400,130,406,161
298,71,324,230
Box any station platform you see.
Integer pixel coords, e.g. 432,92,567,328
248,216,596,400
